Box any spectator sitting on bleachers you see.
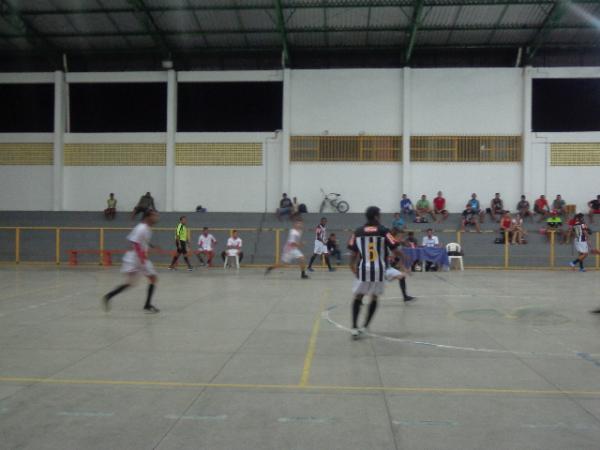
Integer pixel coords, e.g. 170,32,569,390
461,204,481,233
391,212,406,230
552,195,566,216
433,191,449,223
467,193,486,223
400,194,414,216
131,192,156,220
534,195,550,222
544,210,564,242
517,195,533,220
488,193,506,222
197,227,217,267
511,213,526,245
421,228,441,271
416,195,435,222
499,211,513,244
221,229,243,264
276,193,293,220
326,233,342,265
588,195,600,224
104,193,117,220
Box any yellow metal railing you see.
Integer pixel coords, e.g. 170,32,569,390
410,136,522,162
64,143,166,166
0,143,53,165
551,143,600,166
176,143,262,166
291,135,402,162
1,227,598,270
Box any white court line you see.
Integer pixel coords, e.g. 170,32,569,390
165,414,227,421
278,416,335,424
57,411,114,418
322,306,591,359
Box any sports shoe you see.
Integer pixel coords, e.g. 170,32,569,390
358,327,367,335
403,296,417,303
101,295,111,312
351,328,360,340
264,267,273,276
144,305,160,314
569,262,576,268
590,308,600,314
328,268,336,272
168,266,175,270
301,273,310,279
580,268,586,273
307,267,314,272
187,266,193,271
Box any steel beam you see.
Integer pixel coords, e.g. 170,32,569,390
526,0,569,62
125,0,171,57
274,0,291,66
405,0,425,64
15,1,600,16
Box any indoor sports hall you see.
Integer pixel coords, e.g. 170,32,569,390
1,1,600,449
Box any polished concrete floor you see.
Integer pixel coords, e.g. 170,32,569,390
1,266,600,449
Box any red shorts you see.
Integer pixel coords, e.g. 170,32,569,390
592,210,600,215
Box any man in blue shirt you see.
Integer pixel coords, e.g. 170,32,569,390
391,212,405,230
400,194,414,216
467,193,485,223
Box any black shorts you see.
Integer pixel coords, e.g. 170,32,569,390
176,241,188,254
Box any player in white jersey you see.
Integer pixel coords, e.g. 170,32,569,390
102,210,160,313
569,213,590,273
265,220,309,279
307,217,335,272
221,229,244,263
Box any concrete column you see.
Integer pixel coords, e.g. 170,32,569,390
166,69,177,212
53,70,65,211
401,67,411,199
522,66,533,198
281,68,292,195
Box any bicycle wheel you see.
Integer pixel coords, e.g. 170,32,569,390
336,201,350,213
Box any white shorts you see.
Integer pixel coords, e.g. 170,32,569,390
353,280,385,296
384,267,405,281
121,251,157,277
282,248,304,264
575,241,589,254
313,241,329,255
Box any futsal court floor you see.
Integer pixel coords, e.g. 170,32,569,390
1,265,600,449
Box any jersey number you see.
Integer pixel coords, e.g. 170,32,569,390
367,242,378,263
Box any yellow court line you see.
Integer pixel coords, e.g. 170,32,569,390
299,289,330,387
1,376,600,397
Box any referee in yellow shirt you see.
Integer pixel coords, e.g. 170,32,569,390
169,216,193,271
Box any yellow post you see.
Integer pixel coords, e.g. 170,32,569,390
15,227,20,264
596,232,599,270
504,231,509,269
55,228,61,265
456,230,461,246
275,229,281,265
549,230,555,268
99,228,105,265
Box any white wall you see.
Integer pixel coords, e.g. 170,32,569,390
290,163,401,213
0,166,54,210
411,163,522,213
290,69,403,134
411,68,523,135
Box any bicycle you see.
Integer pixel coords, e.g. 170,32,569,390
319,189,350,213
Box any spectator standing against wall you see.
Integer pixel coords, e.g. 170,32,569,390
104,193,117,220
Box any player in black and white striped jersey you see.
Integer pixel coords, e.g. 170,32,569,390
307,217,334,272
348,206,406,339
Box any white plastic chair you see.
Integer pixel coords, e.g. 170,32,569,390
223,250,240,271
446,243,464,271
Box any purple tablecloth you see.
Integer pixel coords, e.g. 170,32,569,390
402,247,450,269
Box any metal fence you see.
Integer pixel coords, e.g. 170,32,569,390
1,226,598,270
290,136,402,162
410,136,522,162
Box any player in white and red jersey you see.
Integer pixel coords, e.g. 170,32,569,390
307,217,334,272
265,220,309,279
102,209,160,314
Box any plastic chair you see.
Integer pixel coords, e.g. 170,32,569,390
224,251,240,271
446,243,464,271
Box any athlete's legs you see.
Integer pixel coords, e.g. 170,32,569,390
364,295,378,328
352,294,364,329
144,274,158,311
